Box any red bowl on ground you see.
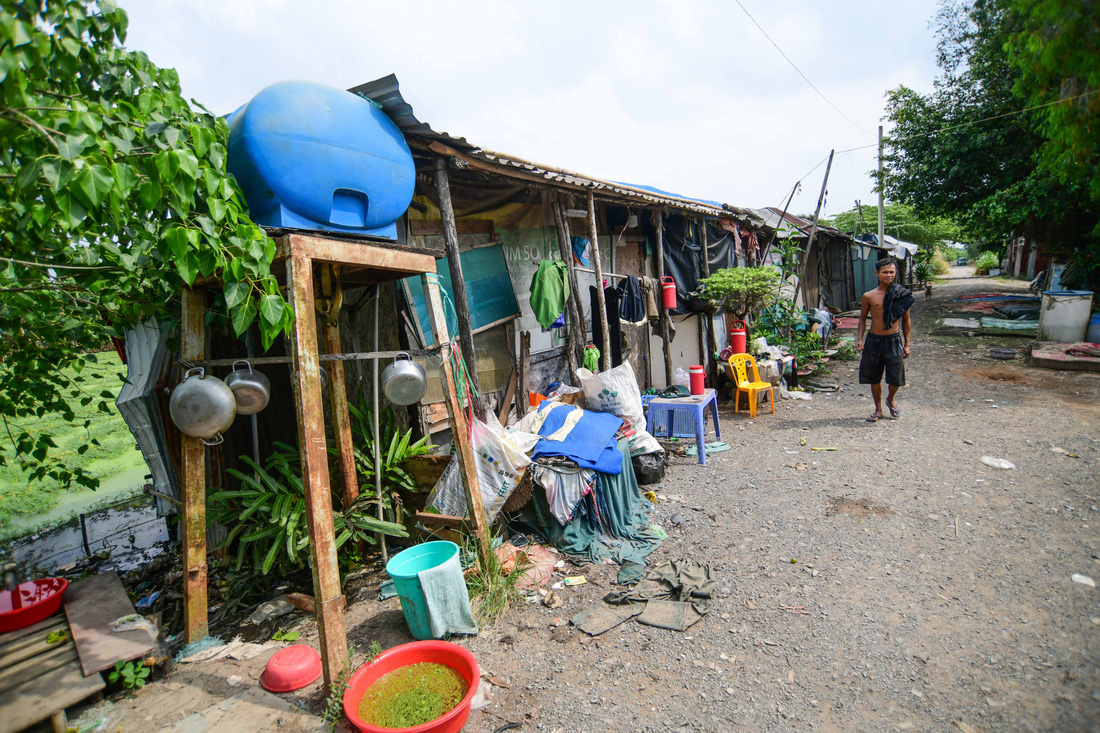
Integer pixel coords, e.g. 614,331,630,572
0,577,68,633
343,640,479,733
260,644,323,693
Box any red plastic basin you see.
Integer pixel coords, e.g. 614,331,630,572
343,640,479,733
260,644,323,693
0,577,68,633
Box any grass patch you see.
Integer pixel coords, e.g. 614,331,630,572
464,535,527,628
0,351,145,533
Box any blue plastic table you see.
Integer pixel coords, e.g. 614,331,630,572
645,388,721,465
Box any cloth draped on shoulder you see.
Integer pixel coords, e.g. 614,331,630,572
882,283,915,329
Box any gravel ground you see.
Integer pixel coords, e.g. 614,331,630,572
71,273,1098,733
457,274,1100,733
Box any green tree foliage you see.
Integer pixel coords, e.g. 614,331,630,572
822,203,962,250
0,0,292,489
698,266,781,328
881,0,1100,286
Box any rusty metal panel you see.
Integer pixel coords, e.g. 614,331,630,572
286,253,348,692
420,271,490,558
179,287,209,643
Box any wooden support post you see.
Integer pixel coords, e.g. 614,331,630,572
287,254,347,693
517,331,531,417
586,192,611,366
323,319,359,510
180,287,208,644
433,153,480,395
699,219,716,383
551,199,584,377
421,272,491,559
801,149,834,309
653,210,673,385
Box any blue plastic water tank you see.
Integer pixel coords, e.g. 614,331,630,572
226,81,414,239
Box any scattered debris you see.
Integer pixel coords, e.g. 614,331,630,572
1050,447,1078,458
980,456,1016,470
1071,574,1095,588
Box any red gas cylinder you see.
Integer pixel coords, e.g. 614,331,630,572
728,319,747,354
660,277,677,310
689,365,705,395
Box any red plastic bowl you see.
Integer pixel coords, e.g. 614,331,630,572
343,640,479,733
260,644,322,693
0,577,68,633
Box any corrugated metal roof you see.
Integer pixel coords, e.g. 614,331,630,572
349,75,765,226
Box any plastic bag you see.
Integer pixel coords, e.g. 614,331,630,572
632,452,667,485
426,416,532,520
575,362,645,431
673,367,690,386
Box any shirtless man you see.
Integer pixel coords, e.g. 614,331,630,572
857,257,913,422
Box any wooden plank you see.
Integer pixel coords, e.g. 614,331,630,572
413,512,466,530
552,197,583,376
421,272,490,558
180,286,208,643
654,210,673,384
0,617,65,651
64,572,155,676
286,251,348,694
278,234,437,277
324,320,359,511
0,643,78,692
0,660,103,733
409,219,494,236
0,632,63,670
498,369,517,424
517,331,531,417
400,454,451,490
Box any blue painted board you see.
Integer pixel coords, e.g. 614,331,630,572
403,244,520,347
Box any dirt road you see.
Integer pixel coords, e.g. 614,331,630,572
461,274,1100,732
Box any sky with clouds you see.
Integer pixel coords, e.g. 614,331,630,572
123,0,944,220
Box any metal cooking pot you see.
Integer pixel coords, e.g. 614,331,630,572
381,352,427,406
169,367,236,445
224,359,271,415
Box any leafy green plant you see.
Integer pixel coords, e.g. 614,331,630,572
209,442,408,576
0,0,293,489
915,262,937,283
974,251,1000,275
321,643,381,730
698,266,781,330
346,401,433,525
109,659,149,689
464,532,528,628
271,630,300,642
46,629,69,644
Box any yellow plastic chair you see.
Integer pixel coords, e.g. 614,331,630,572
728,353,775,418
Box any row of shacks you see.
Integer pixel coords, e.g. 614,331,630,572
118,74,917,690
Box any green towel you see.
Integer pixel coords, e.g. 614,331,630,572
530,260,568,329
418,554,479,638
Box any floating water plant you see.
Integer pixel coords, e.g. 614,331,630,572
357,662,468,729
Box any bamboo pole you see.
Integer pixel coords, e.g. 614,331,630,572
653,210,673,385
800,150,834,309
586,191,611,367
551,198,584,375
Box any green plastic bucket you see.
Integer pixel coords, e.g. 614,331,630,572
385,541,459,640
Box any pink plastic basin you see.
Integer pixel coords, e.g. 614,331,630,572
0,577,68,633
343,640,479,733
260,644,323,693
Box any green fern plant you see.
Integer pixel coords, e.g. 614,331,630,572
209,442,408,576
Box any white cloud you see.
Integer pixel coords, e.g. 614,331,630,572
121,0,942,214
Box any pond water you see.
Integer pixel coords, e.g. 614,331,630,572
4,498,170,575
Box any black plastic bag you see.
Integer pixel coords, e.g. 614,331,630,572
632,452,667,485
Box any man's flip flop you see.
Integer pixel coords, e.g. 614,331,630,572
866,413,881,423
887,403,900,419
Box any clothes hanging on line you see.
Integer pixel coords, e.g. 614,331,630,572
530,259,568,330
617,275,647,326
590,285,623,371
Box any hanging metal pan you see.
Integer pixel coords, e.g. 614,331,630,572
224,359,271,415
381,352,427,406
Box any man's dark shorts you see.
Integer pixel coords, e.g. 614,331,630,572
859,332,905,386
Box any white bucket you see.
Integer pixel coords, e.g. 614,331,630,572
1037,290,1094,342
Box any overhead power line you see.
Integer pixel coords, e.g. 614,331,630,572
835,89,1098,155
733,0,871,135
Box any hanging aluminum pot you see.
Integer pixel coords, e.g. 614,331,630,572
169,367,236,445
381,352,427,406
224,359,271,415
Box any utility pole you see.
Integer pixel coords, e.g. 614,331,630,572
799,149,834,308
877,125,885,249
